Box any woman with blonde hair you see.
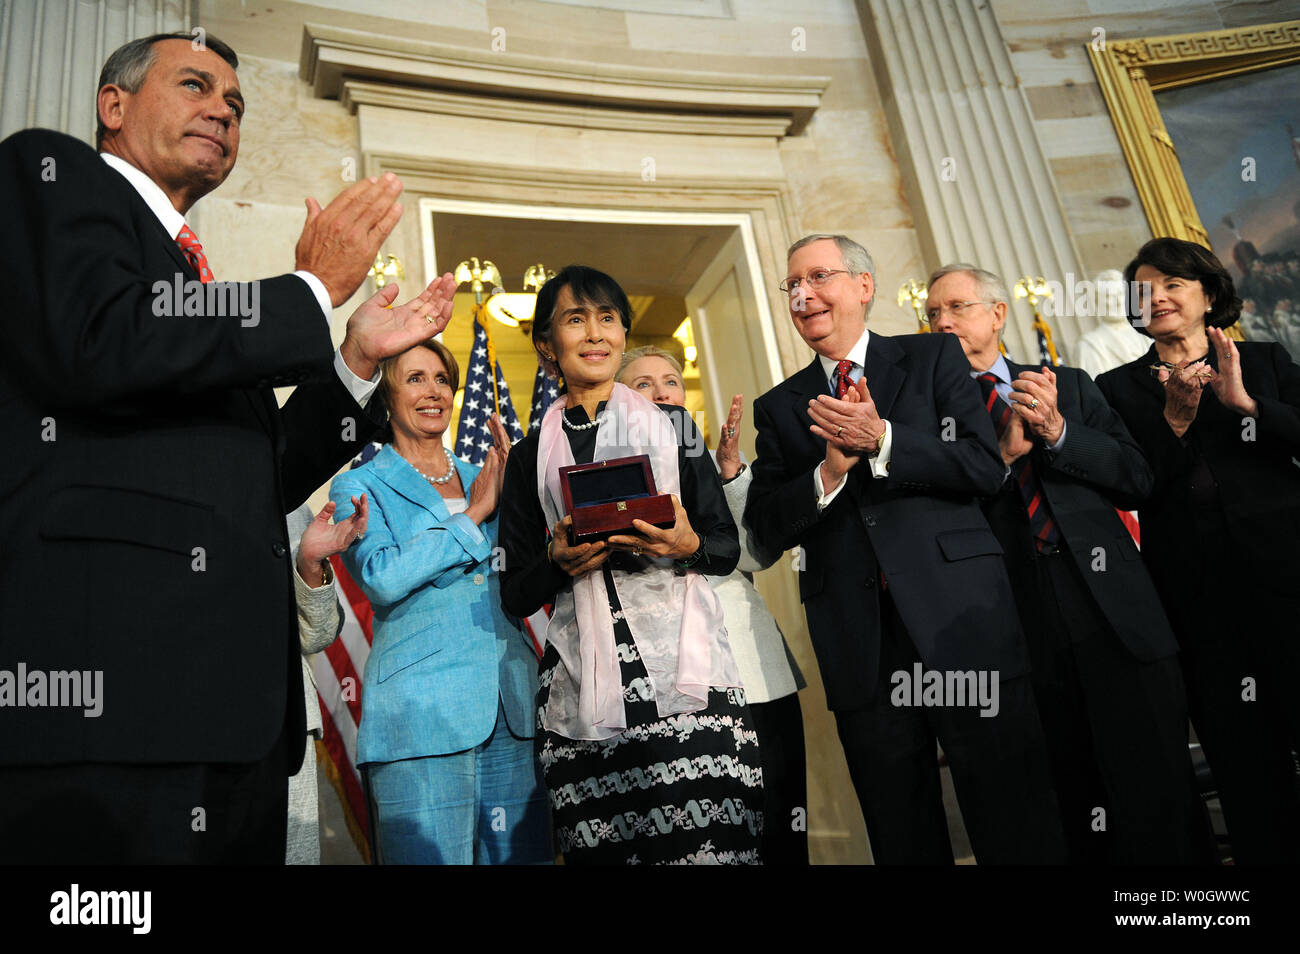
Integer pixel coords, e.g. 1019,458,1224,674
619,345,808,865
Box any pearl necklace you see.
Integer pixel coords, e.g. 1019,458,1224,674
411,446,458,485
562,410,604,431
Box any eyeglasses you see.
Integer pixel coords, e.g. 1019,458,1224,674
778,268,853,294
923,299,997,323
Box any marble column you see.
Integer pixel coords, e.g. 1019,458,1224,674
859,0,1089,361
0,0,188,144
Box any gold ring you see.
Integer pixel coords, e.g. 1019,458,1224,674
424,315,435,324
837,426,844,437
1029,399,1040,410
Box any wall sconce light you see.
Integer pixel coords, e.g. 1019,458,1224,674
369,253,405,290
673,316,698,367
486,262,554,335
897,279,929,333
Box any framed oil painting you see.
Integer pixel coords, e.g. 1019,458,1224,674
1090,20,1300,357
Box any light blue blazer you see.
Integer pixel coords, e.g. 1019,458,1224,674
329,444,538,766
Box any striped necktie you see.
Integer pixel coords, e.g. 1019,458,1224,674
976,372,1059,553
175,224,213,283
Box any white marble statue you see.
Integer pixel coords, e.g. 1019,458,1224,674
1074,269,1150,379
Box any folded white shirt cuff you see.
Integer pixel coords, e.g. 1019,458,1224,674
333,349,381,406
814,420,892,511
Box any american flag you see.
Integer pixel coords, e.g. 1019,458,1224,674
528,364,560,432
523,363,560,655
1036,326,1056,367
455,317,525,463
311,444,382,863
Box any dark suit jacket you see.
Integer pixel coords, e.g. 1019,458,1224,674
0,129,382,768
981,361,1178,661
745,330,1027,711
1096,341,1300,608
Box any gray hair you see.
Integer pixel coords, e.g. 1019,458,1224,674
95,32,239,149
927,263,1009,305
787,234,875,278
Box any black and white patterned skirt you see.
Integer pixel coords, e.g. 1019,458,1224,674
537,604,764,865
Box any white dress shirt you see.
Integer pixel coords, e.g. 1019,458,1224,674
100,152,380,406
811,326,893,510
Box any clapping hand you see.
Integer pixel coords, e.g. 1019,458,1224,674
808,377,886,455
466,414,513,524
1009,367,1065,445
998,409,1034,466
715,394,744,480
1158,359,1213,437
339,272,458,381
297,495,368,587
1207,327,1258,417
814,378,870,488
295,175,404,307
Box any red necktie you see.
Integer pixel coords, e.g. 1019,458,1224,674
176,224,213,283
834,359,854,397
976,372,1060,553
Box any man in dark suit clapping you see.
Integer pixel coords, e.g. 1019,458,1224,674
926,263,1212,864
745,235,1065,864
0,32,455,862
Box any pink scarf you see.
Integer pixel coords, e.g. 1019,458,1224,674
535,383,739,740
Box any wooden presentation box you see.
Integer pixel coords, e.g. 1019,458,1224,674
559,454,675,543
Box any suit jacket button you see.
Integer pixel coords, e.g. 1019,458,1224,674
864,577,875,589
864,515,877,527
272,542,287,558
473,573,485,585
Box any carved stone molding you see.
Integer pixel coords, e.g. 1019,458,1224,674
340,80,795,139
300,22,828,137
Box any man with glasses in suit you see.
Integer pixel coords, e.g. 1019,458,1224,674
745,235,1065,864
926,263,1212,865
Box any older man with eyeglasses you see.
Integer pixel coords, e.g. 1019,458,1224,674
927,264,1214,865
745,234,1065,864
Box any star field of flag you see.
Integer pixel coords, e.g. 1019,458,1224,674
455,318,526,464
1035,327,1056,367
528,364,560,432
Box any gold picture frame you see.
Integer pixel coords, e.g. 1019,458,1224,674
1088,20,1300,247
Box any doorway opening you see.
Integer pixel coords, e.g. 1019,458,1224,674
420,199,783,456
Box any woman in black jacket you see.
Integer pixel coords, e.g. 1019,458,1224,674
1096,237,1300,864
497,265,763,865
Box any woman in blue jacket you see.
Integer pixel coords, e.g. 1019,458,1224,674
330,338,549,865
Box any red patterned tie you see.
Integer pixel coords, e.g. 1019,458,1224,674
176,224,213,283
976,372,1060,553
834,359,854,397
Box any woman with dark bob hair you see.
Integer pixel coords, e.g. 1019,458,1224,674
1096,237,1300,864
497,265,764,864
